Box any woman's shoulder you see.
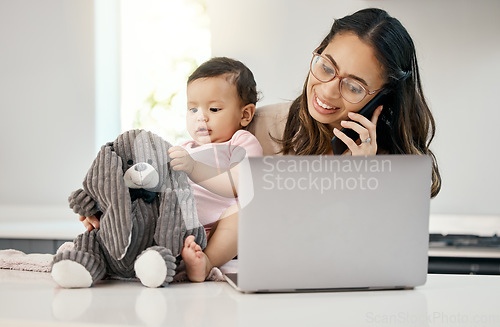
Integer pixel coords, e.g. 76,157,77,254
247,102,292,156
253,102,292,120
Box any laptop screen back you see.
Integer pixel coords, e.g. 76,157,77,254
236,155,431,292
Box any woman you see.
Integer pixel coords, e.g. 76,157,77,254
248,8,441,198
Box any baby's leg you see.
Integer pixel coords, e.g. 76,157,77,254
182,203,238,282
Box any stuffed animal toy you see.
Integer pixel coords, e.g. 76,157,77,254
51,129,206,288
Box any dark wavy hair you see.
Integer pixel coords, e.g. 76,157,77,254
280,8,441,197
188,57,258,106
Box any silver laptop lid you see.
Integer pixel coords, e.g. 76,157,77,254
237,155,432,292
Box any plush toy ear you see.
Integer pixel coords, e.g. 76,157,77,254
154,139,207,257
82,143,133,261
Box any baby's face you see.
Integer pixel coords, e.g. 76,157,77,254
186,75,244,145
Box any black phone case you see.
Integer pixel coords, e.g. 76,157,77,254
330,92,386,155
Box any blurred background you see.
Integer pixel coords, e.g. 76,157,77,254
0,0,499,220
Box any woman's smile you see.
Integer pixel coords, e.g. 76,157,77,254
312,93,341,115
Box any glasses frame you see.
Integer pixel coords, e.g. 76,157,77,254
310,48,384,104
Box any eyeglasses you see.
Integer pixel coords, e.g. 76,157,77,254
309,49,384,104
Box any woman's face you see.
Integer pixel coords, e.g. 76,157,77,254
307,32,386,131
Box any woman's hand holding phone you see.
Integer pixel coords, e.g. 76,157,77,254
332,105,383,156
331,90,387,155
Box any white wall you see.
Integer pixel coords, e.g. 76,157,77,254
0,1,96,209
207,0,500,215
0,0,498,218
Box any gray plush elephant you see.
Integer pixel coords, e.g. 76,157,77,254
51,129,206,288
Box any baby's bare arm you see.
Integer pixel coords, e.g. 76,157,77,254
168,146,239,198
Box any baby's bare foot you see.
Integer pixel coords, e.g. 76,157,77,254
181,235,210,282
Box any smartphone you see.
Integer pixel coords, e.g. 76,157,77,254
330,91,387,155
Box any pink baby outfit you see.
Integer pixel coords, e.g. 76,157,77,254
180,130,263,236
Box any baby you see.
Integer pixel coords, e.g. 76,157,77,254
168,57,263,282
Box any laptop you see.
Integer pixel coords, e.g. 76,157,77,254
225,155,432,293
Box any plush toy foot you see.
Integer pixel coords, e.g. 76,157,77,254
135,246,176,288
52,248,106,288
51,260,93,288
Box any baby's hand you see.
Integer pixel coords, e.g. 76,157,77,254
79,215,100,232
168,146,196,175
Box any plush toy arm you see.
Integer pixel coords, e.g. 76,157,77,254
68,188,99,218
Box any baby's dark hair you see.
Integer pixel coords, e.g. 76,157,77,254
187,57,258,105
